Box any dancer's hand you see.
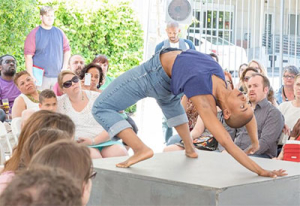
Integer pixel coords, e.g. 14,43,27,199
245,142,260,155
259,169,287,178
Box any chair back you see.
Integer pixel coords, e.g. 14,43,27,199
11,117,22,143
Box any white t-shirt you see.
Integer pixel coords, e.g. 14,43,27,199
279,101,300,130
278,101,300,144
169,41,189,49
57,90,104,140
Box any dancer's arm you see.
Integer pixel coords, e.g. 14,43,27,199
190,95,287,177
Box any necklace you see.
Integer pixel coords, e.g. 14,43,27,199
26,91,41,103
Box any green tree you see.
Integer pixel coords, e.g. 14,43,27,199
0,0,39,69
1,0,144,77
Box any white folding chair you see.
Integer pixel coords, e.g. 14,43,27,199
11,117,22,144
0,121,12,155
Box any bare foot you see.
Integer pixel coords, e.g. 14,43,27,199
116,147,154,168
185,148,198,158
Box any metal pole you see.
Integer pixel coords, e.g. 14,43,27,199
279,0,285,86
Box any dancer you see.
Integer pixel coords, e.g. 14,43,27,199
92,48,286,178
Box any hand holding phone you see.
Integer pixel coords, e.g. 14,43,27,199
84,73,91,86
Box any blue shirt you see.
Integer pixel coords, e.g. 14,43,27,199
171,49,225,99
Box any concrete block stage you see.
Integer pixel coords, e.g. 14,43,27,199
89,150,300,206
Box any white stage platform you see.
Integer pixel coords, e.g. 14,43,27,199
89,150,300,206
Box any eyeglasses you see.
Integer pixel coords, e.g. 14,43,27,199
243,76,251,82
283,75,295,79
62,76,79,88
89,171,97,180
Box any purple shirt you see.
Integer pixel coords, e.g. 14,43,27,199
0,77,21,113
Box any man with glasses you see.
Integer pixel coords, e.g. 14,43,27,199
24,6,71,90
0,55,21,122
275,65,299,105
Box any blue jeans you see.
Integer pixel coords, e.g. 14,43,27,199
92,49,188,138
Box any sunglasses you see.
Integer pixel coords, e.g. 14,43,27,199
62,76,79,88
89,171,97,180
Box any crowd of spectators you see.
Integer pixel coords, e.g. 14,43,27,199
0,5,298,204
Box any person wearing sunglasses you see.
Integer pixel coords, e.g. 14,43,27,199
275,65,299,105
28,140,95,206
56,70,128,159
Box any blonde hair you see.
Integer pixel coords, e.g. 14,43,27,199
57,70,76,89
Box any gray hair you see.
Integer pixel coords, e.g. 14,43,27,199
283,65,299,76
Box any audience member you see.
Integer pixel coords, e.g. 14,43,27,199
24,6,71,90
11,71,40,118
79,63,104,92
19,128,72,170
53,54,85,96
278,74,300,145
236,63,248,90
248,59,267,76
275,65,299,105
1,110,75,174
0,166,82,206
39,89,57,111
232,74,284,158
154,21,196,142
240,67,259,94
29,140,94,206
92,48,286,178
208,52,219,63
92,54,112,90
0,115,74,194
155,21,195,53
56,70,128,158
0,55,21,121
275,118,300,161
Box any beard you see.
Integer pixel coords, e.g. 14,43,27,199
74,67,82,76
2,66,16,76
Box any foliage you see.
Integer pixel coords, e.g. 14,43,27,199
1,0,144,78
0,0,39,69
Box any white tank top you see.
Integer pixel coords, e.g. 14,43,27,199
20,93,39,110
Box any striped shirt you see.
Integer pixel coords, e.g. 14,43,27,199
234,98,284,158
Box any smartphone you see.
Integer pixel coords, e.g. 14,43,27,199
84,73,91,86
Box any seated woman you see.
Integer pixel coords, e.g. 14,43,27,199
165,72,236,151
28,140,93,206
275,118,300,161
56,70,128,158
275,65,299,105
0,110,75,194
278,74,300,145
11,71,40,118
79,63,103,93
236,63,248,91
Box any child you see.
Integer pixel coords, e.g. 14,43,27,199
92,48,286,178
39,89,57,112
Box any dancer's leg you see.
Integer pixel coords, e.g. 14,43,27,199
174,123,198,158
115,128,153,168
